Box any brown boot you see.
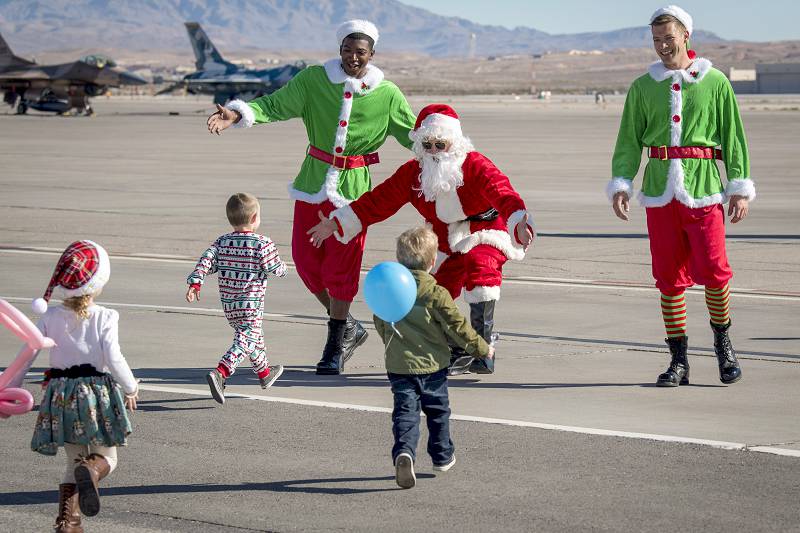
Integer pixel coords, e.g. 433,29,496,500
54,483,83,533
74,454,110,517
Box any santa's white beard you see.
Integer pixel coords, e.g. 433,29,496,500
418,151,465,202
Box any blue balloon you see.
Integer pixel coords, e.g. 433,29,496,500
363,262,417,323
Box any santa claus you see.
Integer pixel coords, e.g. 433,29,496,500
308,103,534,374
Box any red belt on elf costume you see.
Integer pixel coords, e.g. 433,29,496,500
308,145,380,170
648,146,723,161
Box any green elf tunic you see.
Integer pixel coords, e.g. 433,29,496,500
607,58,756,208
226,59,416,208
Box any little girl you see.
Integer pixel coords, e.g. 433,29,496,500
29,240,138,533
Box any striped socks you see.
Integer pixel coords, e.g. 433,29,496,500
660,291,687,338
706,284,731,326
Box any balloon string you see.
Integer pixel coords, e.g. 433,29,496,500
383,321,404,361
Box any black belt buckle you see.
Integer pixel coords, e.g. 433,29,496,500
466,208,499,222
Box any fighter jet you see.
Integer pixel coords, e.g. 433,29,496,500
157,22,304,105
0,31,147,115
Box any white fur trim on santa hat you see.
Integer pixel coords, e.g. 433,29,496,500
464,285,501,303
606,177,635,203
32,298,48,314
410,113,463,142
650,5,693,35
330,205,364,244
724,178,756,202
226,99,255,128
54,240,110,299
336,19,379,47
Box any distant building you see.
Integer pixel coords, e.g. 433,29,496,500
729,63,800,94
755,63,800,94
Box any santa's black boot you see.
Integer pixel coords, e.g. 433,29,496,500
656,336,690,387
341,314,369,367
711,321,742,384
316,319,347,375
468,300,497,374
447,343,473,376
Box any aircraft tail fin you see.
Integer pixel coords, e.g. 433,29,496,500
0,31,35,69
184,22,234,72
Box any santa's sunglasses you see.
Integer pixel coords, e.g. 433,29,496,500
422,140,448,150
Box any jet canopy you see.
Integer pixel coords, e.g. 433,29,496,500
80,54,117,68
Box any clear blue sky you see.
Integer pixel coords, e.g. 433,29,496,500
398,0,800,42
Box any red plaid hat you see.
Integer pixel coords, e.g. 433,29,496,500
38,241,110,308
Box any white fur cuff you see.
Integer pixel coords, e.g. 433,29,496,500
226,99,255,128
464,285,501,303
725,178,756,202
506,209,535,246
606,177,634,203
330,205,363,244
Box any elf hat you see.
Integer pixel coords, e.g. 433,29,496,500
650,5,697,59
409,104,463,142
336,20,379,47
32,240,110,314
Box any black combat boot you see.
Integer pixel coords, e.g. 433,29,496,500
656,336,690,387
341,314,369,365
316,319,347,375
711,321,742,384
468,301,497,374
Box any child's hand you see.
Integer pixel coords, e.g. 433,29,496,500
186,286,200,303
124,390,138,411
487,346,495,360
307,211,338,248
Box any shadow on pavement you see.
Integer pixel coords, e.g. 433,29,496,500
0,474,436,504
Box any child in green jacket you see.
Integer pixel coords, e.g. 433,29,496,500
374,227,494,489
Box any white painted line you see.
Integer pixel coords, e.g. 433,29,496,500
138,383,800,458
2,247,798,302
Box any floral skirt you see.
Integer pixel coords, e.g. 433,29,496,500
31,374,132,456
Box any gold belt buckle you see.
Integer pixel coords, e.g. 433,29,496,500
333,155,347,169
658,145,668,161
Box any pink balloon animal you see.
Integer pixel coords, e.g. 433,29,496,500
0,299,55,418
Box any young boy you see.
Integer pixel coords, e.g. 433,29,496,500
186,193,288,404
374,227,494,489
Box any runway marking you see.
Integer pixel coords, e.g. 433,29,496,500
2,246,799,302
138,383,800,458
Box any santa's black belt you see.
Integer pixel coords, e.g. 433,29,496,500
47,364,105,379
465,208,499,222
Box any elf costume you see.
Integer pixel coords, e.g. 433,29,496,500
224,20,416,374
607,5,755,386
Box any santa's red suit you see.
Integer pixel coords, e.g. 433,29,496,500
331,150,532,302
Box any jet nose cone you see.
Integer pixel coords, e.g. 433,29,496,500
119,71,148,85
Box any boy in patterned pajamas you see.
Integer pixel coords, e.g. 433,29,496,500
186,193,288,404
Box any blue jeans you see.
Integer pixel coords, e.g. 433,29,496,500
387,368,454,466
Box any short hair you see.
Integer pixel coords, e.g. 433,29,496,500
226,192,260,226
396,227,438,270
650,14,687,35
343,32,375,50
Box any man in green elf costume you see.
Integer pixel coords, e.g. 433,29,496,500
607,5,756,387
206,19,416,375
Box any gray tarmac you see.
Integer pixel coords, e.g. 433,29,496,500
1,96,799,532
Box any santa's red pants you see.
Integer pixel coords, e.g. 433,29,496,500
434,244,507,302
292,200,366,302
645,200,732,295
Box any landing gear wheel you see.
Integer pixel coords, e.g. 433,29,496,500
16,102,27,114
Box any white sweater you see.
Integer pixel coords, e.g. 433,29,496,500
37,304,137,395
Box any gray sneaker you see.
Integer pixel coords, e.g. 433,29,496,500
433,454,456,472
395,452,416,489
259,365,284,389
206,369,226,405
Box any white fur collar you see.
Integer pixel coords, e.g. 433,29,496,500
648,57,712,84
323,58,384,94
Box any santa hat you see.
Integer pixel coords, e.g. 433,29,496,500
32,240,110,314
336,19,380,47
650,5,697,59
409,104,463,142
